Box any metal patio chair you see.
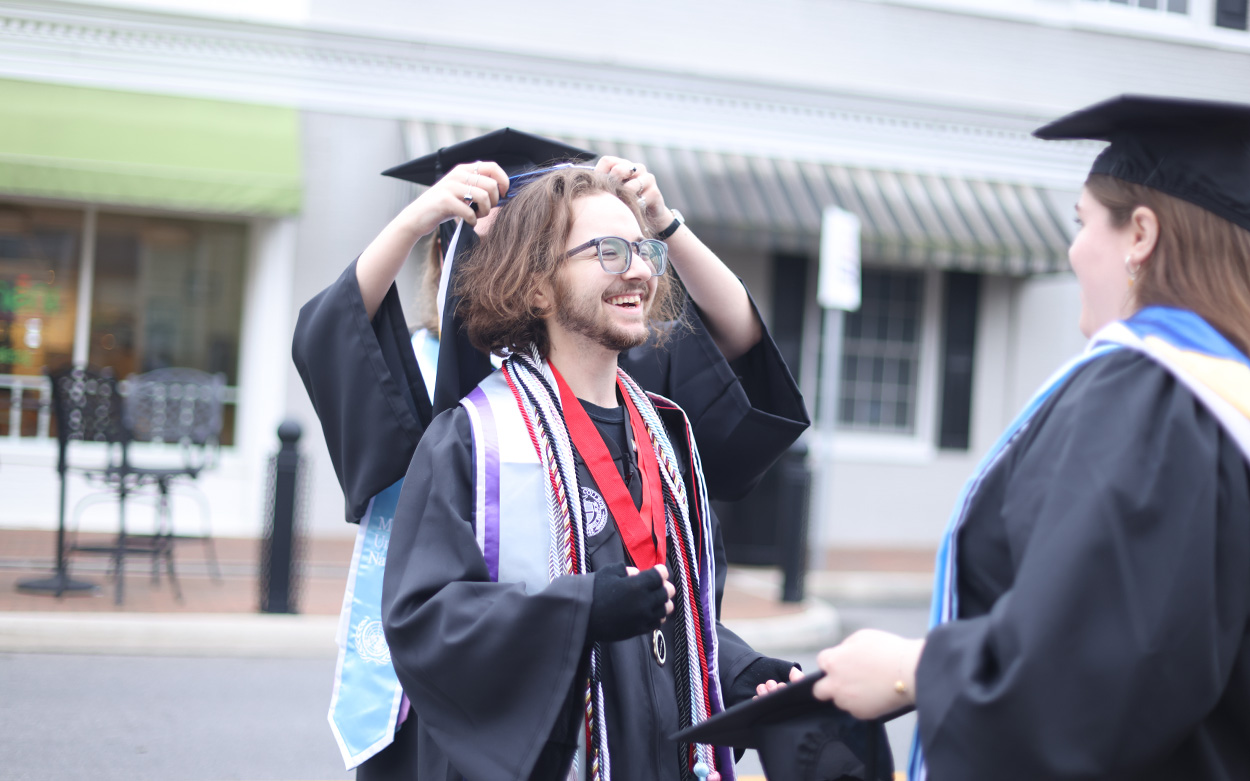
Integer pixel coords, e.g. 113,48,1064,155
122,367,227,583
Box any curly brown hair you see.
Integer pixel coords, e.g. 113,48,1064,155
453,167,685,357
1086,173,1250,355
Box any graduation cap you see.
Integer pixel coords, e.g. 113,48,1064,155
384,129,596,416
672,672,896,781
1033,95,1250,233
381,127,596,186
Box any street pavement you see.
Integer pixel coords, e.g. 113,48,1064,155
0,604,928,781
0,529,933,780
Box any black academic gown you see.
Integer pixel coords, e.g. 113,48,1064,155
382,395,767,781
915,349,1250,781
292,258,806,778
292,258,809,524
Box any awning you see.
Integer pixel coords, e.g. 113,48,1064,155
0,79,301,216
405,122,1074,275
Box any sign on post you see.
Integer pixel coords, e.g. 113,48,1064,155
812,206,862,568
818,207,862,312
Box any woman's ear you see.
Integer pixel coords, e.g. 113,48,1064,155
1129,205,1160,264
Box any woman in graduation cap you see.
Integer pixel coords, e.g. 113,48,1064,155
810,95,1250,781
293,129,809,776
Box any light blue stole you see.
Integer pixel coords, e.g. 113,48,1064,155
909,306,1250,781
328,479,406,767
326,328,439,769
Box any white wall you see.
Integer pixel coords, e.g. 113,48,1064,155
812,269,1090,548
294,0,1250,113
284,110,412,539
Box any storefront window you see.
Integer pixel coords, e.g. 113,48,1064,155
91,214,245,383
0,205,81,437
90,213,245,444
0,203,246,444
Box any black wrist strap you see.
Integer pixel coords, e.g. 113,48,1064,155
656,215,683,240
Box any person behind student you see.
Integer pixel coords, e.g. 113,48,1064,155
811,95,1250,780
293,130,809,777
381,167,801,780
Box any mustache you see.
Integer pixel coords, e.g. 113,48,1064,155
603,283,651,298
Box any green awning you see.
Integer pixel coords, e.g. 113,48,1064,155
0,79,301,215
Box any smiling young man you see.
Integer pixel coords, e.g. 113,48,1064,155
380,168,797,781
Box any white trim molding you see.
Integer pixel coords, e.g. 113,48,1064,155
0,1,1097,188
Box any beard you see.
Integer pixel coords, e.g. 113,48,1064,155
552,276,653,353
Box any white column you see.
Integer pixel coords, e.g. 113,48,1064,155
71,206,97,366
236,217,298,466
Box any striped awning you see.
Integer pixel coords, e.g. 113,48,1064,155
404,123,1075,275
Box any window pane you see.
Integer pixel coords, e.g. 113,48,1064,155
91,213,246,444
1167,0,1187,12
0,204,82,437
834,268,924,434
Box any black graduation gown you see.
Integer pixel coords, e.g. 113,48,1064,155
915,349,1250,781
381,397,766,780
291,259,809,524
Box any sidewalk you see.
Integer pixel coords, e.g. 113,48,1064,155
0,529,933,657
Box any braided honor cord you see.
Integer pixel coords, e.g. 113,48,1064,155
616,370,722,778
503,349,610,781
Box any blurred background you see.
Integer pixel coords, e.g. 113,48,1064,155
0,2,1248,777
0,0,1247,551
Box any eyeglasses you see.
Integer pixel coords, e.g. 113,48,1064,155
565,236,668,276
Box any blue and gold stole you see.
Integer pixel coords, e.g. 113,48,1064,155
909,306,1250,781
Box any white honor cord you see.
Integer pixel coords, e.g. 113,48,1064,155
435,219,464,325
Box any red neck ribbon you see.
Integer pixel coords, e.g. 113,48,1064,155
550,363,667,569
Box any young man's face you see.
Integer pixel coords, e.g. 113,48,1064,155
550,192,658,353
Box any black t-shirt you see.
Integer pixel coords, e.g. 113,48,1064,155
579,397,640,510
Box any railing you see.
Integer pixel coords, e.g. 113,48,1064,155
0,373,239,444
1,374,52,441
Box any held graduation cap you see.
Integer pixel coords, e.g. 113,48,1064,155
671,672,895,781
381,127,596,186
382,128,599,416
1033,94,1250,233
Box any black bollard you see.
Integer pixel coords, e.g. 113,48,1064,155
261,419,303,614
777,442,812,603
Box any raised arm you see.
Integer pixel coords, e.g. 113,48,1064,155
356,161,508,320
596,156,762,361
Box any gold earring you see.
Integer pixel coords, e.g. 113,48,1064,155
1125,254,1138,287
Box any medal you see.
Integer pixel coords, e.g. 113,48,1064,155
651,628,666,666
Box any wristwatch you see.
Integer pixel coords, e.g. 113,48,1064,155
656,209,685,240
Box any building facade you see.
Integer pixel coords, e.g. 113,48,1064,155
0,0,1247,551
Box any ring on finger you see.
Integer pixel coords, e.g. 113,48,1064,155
463,189,474,204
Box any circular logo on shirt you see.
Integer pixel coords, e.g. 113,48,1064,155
581,487,609,537
354,618,392,665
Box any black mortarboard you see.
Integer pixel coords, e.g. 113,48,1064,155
381,127,596,186
672,672,895,781
1033,95,1250,232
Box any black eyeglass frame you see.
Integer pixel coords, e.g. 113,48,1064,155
564,236,668,276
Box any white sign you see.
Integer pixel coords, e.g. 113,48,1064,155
818,207,862,311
